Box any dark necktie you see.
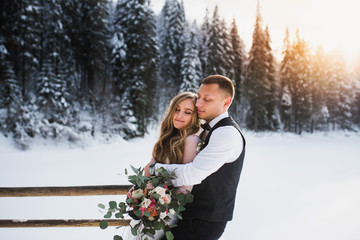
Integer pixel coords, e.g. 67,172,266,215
201,123,211,131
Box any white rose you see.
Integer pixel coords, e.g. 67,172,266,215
160,211,167,219
132,189,144,199
159,194,171,205
140,198,152,208
169,209,176,215
163,194,171,204
153,186,166,197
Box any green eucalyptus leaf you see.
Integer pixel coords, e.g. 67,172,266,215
98,203,105,209
165,231,174,240
149,228,156,235
144,211,150,217
151,178,159,186
152,193,161,199
99,220,108,229
119,202,126,211
109,201,117,209
131,227,138,236
134,209,143,216
114,235,123,240
177,193,185,201
178,205,185,212
169,224,177,229
153,220,162,230
131,165,139,174
104,212,112,218
186,194,194,203
115,212,123,218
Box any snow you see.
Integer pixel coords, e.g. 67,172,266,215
1,130,360,240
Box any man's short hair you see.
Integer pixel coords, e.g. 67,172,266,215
202,74,235,99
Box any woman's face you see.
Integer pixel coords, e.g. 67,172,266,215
172,98,195,130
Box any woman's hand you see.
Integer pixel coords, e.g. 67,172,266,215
144,158,156,178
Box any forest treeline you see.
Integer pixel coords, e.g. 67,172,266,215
1,0,360,148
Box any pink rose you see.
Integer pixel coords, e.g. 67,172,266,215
127,187,134,199
159,194,171,204
146,181,154,190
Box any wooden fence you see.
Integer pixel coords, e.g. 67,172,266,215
0,185,132,228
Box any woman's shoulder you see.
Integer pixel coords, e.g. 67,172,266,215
186,134,201,143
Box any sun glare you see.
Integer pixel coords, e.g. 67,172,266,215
155,0,360,65
300,0,360,64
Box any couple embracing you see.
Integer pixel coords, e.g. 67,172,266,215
144,74,246,240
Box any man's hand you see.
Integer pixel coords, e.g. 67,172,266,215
144,158,156,178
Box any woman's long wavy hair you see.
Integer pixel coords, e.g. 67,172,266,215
152,92,200,164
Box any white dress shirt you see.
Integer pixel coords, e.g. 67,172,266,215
154,112,244,187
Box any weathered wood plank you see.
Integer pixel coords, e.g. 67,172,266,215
0,219,131,228
0,185,132,197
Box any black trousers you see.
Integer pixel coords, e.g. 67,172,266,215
161,218,227,240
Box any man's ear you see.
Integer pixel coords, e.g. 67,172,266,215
224,97,232,108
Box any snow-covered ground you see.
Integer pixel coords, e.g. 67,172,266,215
1,130,360,240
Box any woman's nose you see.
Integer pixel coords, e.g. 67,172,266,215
176,111,183,118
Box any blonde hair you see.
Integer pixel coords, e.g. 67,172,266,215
152,92,200,164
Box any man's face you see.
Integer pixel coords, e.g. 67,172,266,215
196,83,230,122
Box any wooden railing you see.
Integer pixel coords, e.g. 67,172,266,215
0,185,132,228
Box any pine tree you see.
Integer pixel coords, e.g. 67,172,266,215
279,28,292,131
205,6,233,76
0,0,41,99
199,8,210,78
244,3,271,131
19,0,41,98
352,62,360,126
1,60,23,133
158,0,186,107
36,0,72,126
325,53,353,130
113,0,158,137
263,26,279,129
36,58,68,125
229,18,246,105
288,30,312,134
62,1,110,98
308,46,330,131
180,21,203,93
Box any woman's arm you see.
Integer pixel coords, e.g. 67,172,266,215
182,135,200,164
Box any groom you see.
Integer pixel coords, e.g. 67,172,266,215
145,74,246,240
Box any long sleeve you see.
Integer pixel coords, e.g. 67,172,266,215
182,135,200,164
155,126,243,187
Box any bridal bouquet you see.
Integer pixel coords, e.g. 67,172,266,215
99,166,193,240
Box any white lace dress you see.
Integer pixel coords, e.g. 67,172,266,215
122,134,200,240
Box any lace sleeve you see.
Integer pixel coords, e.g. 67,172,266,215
182,134,200,164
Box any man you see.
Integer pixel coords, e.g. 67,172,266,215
145,74,246,240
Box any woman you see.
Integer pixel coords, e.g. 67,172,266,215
124,92,201,239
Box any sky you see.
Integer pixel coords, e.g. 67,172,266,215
151,0,360,65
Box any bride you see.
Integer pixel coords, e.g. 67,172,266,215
123,91,202,239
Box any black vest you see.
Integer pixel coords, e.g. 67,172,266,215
184,117,246,222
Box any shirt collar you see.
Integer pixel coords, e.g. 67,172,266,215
208,112,229,128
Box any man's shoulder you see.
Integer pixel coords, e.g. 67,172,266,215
211,125,241,136
212,117,241,132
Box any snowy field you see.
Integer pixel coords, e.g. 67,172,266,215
1,130,360,240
